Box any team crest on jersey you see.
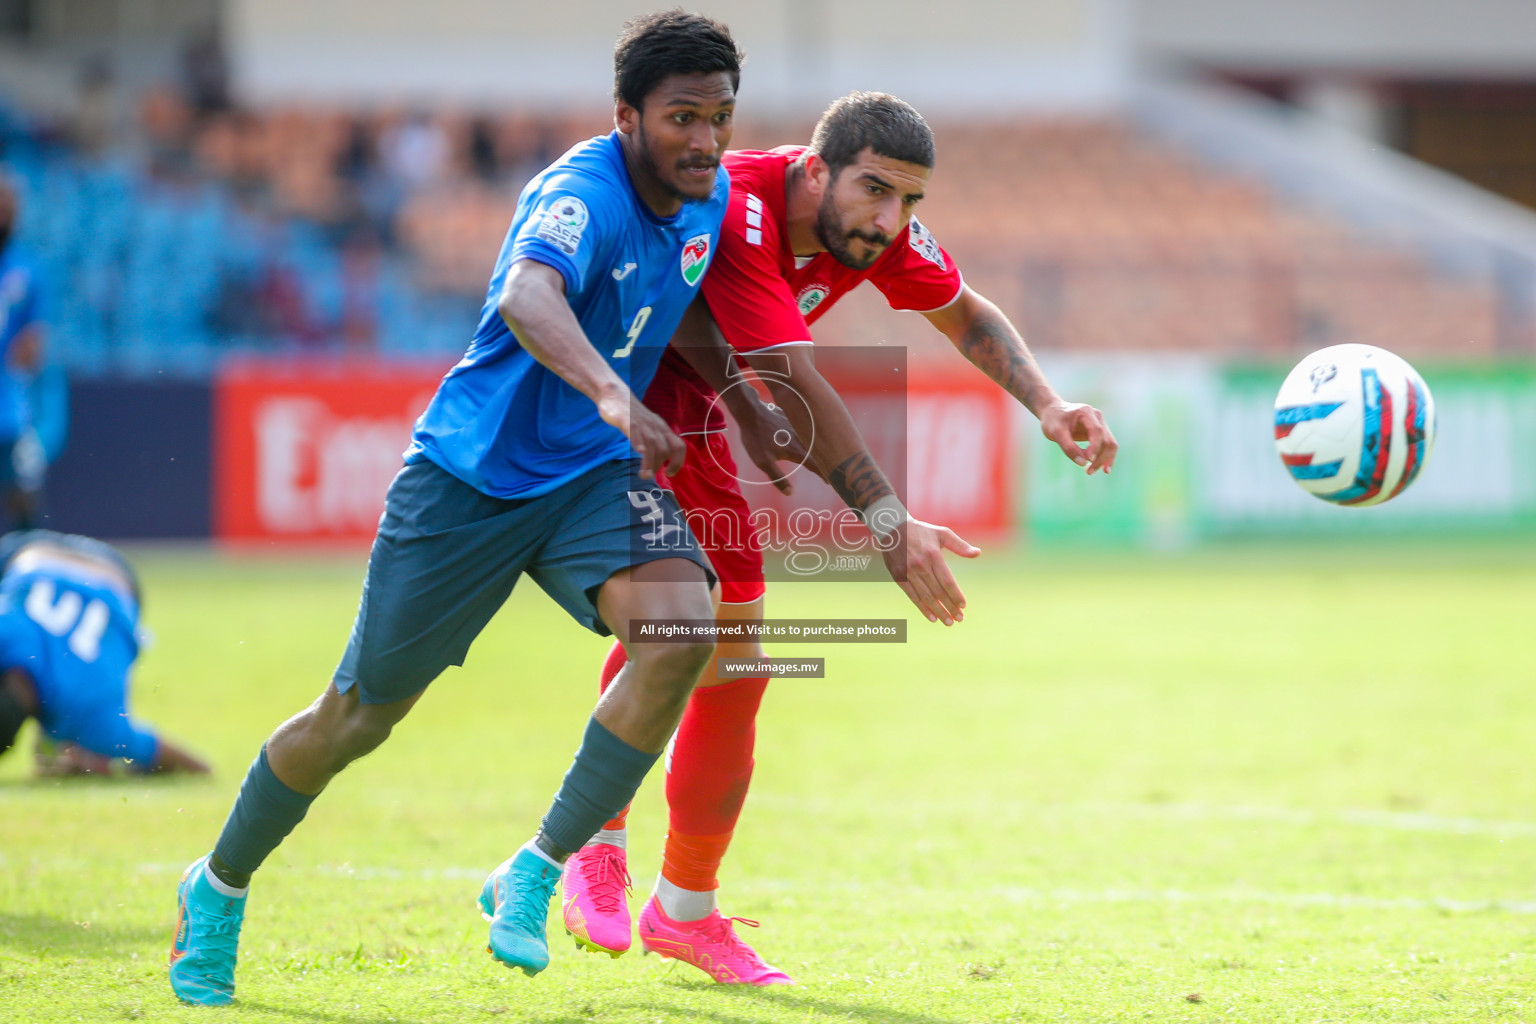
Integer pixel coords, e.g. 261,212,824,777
680,234,712,286
536,196,589,255
797,284,830,316
908,219,945,270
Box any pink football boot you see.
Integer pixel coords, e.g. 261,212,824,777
638,895,793,985
560,843,632,956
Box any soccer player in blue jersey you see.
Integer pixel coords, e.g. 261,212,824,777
0,530,209,775
168,11,745,1005
0,175,55,529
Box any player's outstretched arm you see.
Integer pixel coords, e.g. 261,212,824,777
498,259,685,479
146,736,212,775
924,286,1118,475
669,297,809,494
743,345,979,626
65,706,212,775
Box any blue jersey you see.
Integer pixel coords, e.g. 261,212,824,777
0,244,40,444
407,132,729,499
0,557,151,764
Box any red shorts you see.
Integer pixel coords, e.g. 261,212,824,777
659,431,766,604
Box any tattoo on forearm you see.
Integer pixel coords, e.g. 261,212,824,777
960,311,1041,412
829,451,894,511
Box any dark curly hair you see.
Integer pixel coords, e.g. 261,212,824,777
809,92,935,177
614,10,744,110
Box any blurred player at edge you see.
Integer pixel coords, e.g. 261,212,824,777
0,174,60,529
561,92,1118,984
167,13,742,1006
0,530,209,776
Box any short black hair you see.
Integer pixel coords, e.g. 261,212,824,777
808,92,935,178
614,10,744,110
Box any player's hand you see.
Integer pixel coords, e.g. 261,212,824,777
35,739,114,777
598,389,687,480
147,738,213,775
736,398,811,495
1040,400,1117,475
881,518,981,626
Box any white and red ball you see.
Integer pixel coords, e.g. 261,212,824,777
1273,344,1436,506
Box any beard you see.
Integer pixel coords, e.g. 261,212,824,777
634,122,717,205
813,191,891,271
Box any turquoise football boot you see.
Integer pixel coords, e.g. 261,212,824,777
168,855,246,1006
478,847,561,975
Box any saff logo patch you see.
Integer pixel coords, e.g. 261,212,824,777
536,196,589,255
908,218,945,270
681,234,712,286
797,284,829,316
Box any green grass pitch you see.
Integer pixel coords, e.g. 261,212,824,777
3,541,1536,1023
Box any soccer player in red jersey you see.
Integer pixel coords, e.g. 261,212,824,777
561,92,1118,984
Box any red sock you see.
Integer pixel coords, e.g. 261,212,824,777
598,640,627,695
661,676,768,891
661,830,734,892
597,640,631,832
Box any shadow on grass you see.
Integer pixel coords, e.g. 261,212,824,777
567,987,980,1024
0,911,165,960
0,773,212,790
686,985,978,1024
238,1005,429,1024
238,1003,592,1024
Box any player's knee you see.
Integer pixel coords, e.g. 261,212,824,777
307,694,400,764
672,638,717,680
327,712,394,767
632,638,714,692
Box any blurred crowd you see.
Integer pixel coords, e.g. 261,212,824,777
40,35,607,299
0,33,1509,366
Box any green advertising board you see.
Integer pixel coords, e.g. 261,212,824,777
1024,356,1536,545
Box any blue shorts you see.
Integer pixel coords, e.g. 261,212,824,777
333,457,715,704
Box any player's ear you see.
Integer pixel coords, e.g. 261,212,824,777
615,100,640,136
803,153,830,198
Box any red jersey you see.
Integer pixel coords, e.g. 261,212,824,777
643,147,964,434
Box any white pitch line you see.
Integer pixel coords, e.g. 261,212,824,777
746,879,1536,915
746,796,1536,839
961,886,1536,915
123,861,488,882
115,862,1536,915
1094,801,1536,839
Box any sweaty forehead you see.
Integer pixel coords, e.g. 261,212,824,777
847,149,930,192
647,71,736,107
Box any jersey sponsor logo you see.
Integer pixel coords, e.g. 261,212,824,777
680,234,712,286
611,262,637,281
536,196,589,255
797,284,830,316
908,218,945,270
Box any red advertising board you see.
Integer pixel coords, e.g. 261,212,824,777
214,359,445,543
905,375,1016,532
724,360,1017,536
213,357,1015,544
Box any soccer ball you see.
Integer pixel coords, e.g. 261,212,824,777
1273,344,1436,506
